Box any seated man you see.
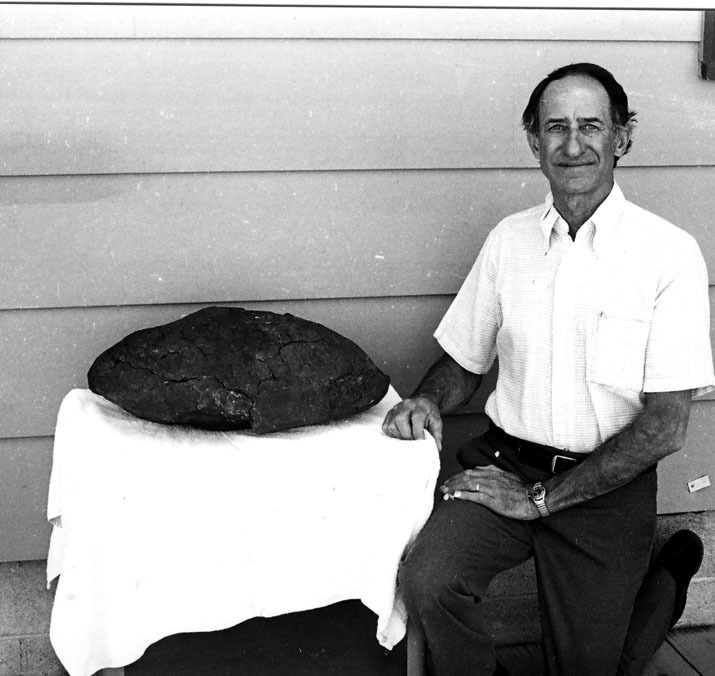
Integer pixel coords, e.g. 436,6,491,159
382,62,713,676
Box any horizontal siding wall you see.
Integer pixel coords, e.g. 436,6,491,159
1,6,714,561
3,167,715,309
2,39,715,175
0,6,703,41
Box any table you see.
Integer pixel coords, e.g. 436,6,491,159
46,387,439,676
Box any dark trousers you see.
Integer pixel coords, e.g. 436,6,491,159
399,429,665,676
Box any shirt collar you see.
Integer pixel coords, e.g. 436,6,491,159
539,182,626,256
539,194,561,254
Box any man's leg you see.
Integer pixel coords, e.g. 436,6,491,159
616,568,675,676
399,498,533,676
617,529,705,676
532,467,658,676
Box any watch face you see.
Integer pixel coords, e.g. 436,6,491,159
529,484,546,501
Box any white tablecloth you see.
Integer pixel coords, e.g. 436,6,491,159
47,387,439,676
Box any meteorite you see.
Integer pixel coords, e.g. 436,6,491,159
87,306,390,433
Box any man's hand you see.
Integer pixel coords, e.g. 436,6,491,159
381,353,482,452
382,395,444,451
440,465,540,520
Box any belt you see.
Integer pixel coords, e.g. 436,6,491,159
487,423,586,474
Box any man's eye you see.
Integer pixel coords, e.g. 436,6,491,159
581,124,601,134
546,125,567,133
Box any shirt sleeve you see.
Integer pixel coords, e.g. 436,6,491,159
434,228,501,374
643,234,715,397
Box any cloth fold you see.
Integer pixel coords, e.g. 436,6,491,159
47,387,439,676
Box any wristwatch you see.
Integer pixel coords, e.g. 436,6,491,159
527,482,550,518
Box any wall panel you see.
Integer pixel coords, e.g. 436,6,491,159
2,6,714,564
658,400,715,514
0,6,702,41
0,437,53,563
1,169,507,308
2,40,714,177
3,167,715,310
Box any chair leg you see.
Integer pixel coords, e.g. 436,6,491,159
407,621,428,676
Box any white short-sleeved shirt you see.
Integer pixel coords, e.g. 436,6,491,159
435,183,715,453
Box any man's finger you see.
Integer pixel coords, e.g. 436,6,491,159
393,413,418,441
442,475,480,494
381,412,393,436
444,488,487,503
425,413,443,452
382,413,402,439
383,406,412,440
411,412,426,441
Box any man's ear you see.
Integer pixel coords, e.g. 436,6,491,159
527,132,541,160
613,125,631,159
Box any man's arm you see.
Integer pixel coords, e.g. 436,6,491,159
382,352,482,451
543,389,691,511
441,389,692,518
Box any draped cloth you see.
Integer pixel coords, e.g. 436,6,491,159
47,387,439,676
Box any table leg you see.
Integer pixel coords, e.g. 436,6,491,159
406,621,427,676
95,669,125,676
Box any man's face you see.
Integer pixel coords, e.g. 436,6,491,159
527,74,629,201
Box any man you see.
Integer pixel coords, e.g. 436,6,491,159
382,63,714,676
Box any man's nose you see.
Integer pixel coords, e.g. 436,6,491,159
563,128,585,156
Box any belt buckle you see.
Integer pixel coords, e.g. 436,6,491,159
551,454,577,473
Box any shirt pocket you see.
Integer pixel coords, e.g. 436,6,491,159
587,313,650,392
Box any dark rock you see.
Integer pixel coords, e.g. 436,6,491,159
87,306,390,433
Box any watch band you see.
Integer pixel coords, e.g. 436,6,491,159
528,482,550,518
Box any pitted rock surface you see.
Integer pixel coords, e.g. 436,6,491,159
87,306,390,433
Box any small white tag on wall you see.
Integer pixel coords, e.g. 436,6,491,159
687,475,711,493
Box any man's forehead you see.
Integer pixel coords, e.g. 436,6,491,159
539,74,611,114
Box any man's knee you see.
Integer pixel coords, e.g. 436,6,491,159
399,542,472,616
